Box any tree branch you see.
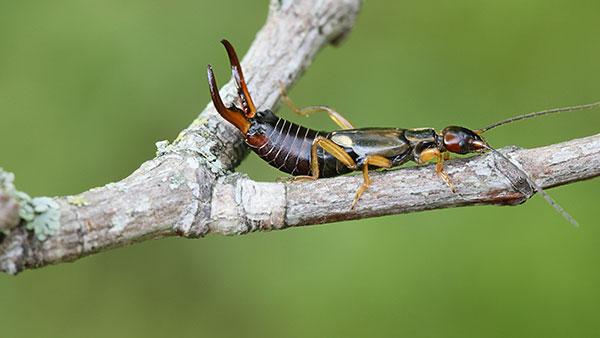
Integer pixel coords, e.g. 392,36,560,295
0,0,597,275
0,172,21,234
0,0,363,274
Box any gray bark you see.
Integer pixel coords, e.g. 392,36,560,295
1,0,598,275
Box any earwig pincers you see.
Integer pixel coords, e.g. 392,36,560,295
207,39,600,226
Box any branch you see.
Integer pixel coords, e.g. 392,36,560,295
0,172,21,234
0,0,363,274
0,0,597,275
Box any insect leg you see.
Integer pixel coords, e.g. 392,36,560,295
351,155,392,209
435,153,456,193
294,136,357,181
418,149,456,192
279,83,355,129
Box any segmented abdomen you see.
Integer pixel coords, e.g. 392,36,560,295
248,117,354,177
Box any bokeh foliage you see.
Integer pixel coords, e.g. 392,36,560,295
1,1,599,337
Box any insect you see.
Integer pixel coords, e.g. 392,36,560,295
207,39,599,225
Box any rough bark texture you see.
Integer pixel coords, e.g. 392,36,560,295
0,0,598,275
0,171,21,234
0,194,20,234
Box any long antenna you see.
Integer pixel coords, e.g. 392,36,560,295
477,101,600,133
482,143,579,227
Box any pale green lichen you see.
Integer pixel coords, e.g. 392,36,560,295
154,114,227,175
67,195,89,207
0,167,61,241
190,116,208,128
155,140,171,156
168,173,186,190
172,117,209,144
22,197,60,241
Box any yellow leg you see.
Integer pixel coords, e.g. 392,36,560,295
351,155,392,209
435,152,455,193
293,136,357,181
279,83,355,129
418,149,455,192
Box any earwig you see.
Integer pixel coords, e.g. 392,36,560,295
207,39,599,225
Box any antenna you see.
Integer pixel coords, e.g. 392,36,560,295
477,101,600,134
481,143,579,227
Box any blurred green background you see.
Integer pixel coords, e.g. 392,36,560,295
1,0,600,337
